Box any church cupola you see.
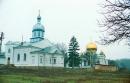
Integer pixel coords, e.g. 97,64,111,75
30,11,45,43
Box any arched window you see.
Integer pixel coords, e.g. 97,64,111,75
24,53,26,61
40,56,43,63
41,32,43,37
34,32,36,37
8,48,11,53
53,58,56,64
17,54,20,62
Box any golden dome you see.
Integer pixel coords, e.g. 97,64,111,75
86,42,97,49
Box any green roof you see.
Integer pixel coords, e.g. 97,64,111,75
31,46,62,55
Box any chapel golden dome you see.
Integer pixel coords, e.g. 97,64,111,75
86,42,97,49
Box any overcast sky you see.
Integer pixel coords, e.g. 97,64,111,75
0,0,130,59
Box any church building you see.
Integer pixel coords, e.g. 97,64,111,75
5,13,64,67
81,42,108,68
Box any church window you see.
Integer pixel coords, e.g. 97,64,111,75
41,32,43,37
50,57,56,64
17,54,20,62
8,48,11,53
24,53,26,61
38,31,40,37
53,58,56,64
34,32,36,37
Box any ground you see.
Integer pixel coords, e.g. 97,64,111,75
0,67,130,83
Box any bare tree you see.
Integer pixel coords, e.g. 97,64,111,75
55,43,68,67
99,0,130,45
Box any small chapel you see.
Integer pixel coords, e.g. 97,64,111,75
5,12,64,67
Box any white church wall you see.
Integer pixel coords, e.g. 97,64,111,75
5,44,17,64
105,59,108,65
0,58,6,64
37,54,64,67
98,58,108,65
12,45,64,67
29,53,64,67
30,54,39,66
14,47,29,66
13,47,40,66
50,54,64,67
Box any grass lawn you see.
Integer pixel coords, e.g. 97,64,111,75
0,67,130,83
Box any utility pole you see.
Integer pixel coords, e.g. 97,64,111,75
0,32,4,53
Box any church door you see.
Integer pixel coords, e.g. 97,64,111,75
7,57,10,65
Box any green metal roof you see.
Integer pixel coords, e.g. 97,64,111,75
30,46,62,55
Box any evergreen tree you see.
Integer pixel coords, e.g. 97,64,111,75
68,36,80,68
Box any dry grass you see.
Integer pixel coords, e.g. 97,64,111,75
0,67,130,83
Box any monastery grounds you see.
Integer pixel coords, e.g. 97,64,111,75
0,67,130,83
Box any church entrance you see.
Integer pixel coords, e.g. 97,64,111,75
7,57,10,65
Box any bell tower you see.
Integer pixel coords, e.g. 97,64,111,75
30,11,45,43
